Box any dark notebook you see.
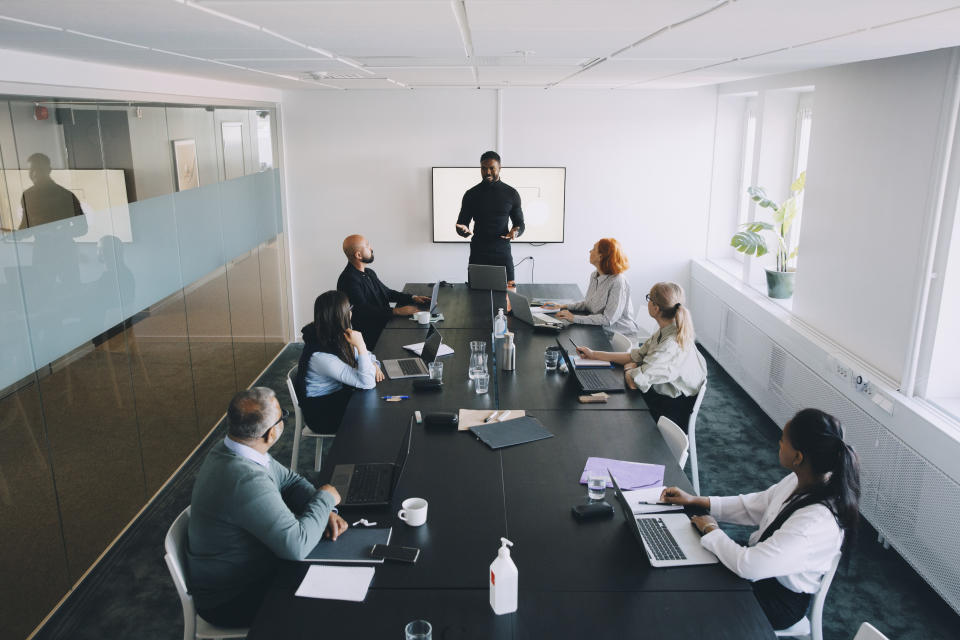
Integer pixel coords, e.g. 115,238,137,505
469,416,554,450
303,526,392,563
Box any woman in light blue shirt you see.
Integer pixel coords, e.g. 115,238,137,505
295,290,383,433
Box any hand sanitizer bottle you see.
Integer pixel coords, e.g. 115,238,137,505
490,537,517,614
494,308,507,337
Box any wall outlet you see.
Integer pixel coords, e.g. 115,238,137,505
854,373,874,397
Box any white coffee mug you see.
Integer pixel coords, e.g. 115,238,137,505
414,311,430,325
398,497,428,526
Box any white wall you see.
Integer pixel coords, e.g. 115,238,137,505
280,88,717,331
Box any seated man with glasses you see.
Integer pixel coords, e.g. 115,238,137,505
187,387,347,627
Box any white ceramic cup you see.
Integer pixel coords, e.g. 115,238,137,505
414,311,430,325
398,497,428,526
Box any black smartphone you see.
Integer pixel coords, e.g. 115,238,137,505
370,544,420,563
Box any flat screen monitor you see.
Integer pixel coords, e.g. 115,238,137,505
432,166,565,243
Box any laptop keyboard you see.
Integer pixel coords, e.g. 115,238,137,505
577,369,619,390
347,465,391,503
397,358,425,376
532,312,558,323
636,517,687,561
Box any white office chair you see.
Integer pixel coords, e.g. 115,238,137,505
774,552,842,640
688,380,707,496
286,366,334,473
656,416,689,468
852,622,889,640
164,507,248,640
611,331,633,353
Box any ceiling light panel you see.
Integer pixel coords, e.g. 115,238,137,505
467,0,719,58
208,1,467,58
615,0,960,60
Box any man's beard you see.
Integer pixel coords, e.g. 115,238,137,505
361,251,374,264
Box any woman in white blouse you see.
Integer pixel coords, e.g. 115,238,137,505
575,281,706,431
294,290,384,433
660,409,861,631
543,238,642,343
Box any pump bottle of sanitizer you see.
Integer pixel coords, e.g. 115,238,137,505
489,537,517,614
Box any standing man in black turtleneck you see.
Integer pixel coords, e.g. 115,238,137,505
455,150,525,286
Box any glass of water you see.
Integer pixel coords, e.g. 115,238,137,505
475,372,490,394
544,348,560,371
428,361,443,381
469,352,488,380
587,471,608,501
405,620,432,640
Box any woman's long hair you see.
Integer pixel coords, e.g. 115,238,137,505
788,408,861,552
595,238,629,275
649,282,695,350
313,290,357,368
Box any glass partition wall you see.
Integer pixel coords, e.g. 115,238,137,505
0,98,287,639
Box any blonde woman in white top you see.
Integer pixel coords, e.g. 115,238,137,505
575,281,706,431
660,409,861,631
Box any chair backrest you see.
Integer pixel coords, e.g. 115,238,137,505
286,366,305,428
809,552,843,640
657,416,689,469
689,380,707,436
852,622,889,640
164,506,196,640
611,331,632,353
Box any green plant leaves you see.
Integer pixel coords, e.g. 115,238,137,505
790,171,806,193
747,185,779,210
731,230,769,257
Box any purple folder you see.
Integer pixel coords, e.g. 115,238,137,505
579,457,664,490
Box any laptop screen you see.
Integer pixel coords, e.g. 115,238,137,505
390,422,414,492
429,281,440,315
420,327,443,364
554,337,575,370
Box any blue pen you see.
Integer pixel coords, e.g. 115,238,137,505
382,395,409,401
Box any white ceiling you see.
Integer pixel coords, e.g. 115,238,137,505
1,0,959,91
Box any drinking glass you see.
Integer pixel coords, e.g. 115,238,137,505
405,619,432,640
469,352,488,381
475,372,490,394
428,361,443,381
544,348,560,371
587,471,608,501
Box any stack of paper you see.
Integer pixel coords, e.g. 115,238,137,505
579,457,664,490
621,486,684,515
403,341,454,357
295,565,375,601
571,354,613,368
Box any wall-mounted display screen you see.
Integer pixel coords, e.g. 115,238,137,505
432,167,566,243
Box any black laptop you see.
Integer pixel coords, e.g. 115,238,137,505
330,422,413,507
555,338,626,393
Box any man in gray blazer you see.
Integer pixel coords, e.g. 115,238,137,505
187,387,347,627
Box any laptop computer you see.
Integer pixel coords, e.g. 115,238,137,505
555,338,626,393
331,422,414,507
507,291,570,331
609,472,719,568
429,280,440,316
468,264,508,291
383,326,443,379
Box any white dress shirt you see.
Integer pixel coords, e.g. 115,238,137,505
566,271,642,342
223,436,272,468
700,473,843,594
628,322,707,397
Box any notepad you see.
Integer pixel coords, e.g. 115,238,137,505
470,416,553,449
580,457,664,490
295,565,375,601
621,486,684,515
403,341,455,357
571,355,614,368
303,527,392,563
457,409,526,431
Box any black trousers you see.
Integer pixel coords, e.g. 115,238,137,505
470,241,515,282
752,577,811,630
640,390,697,433
197,575,275,628
301,387,353,435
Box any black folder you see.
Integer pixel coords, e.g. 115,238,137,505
469,416,554,450
304,526,392,563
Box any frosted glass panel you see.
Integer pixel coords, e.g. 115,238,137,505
0,239,36,386
173,182,225,285
220,170,278,259
114,194,183,317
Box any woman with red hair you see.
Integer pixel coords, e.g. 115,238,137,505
547,238,642,343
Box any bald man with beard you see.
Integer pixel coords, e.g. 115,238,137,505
335,234,429,347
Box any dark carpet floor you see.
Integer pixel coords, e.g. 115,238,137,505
30,344,959,640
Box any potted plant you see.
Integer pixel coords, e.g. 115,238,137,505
730,171,805,299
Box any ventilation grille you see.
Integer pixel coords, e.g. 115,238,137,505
689,276,960,615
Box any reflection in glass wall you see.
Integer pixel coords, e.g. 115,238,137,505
0,98,286,639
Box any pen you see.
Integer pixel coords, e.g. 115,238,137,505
568,337,581,352
382,395,409,401
497,411,511,422
484,410,500,423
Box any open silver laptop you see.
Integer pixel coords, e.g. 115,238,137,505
382,327,443,379
610,472,719,568
468,264,508,291
507,291,570,330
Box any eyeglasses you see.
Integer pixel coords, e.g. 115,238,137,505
269,408,290,431
645,294,652,302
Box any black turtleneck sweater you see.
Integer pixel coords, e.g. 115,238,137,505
456,179,524,246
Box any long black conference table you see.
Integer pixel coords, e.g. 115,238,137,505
250,284,775,639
